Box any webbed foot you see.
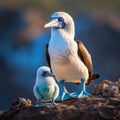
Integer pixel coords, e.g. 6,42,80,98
34,101,45,108
70,79,91,98
55,80,71,101
70,90,91,98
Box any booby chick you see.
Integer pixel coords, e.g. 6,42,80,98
33,66,59,107
44,12,99,100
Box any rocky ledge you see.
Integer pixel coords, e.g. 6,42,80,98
0,79,120,120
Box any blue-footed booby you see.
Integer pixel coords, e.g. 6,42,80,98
33,66,59,107
44,12,99,100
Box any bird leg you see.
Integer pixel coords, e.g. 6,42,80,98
34,100,45,108
56,80,71,101
50,99,57,105
78,79,91,98
70,79,91,98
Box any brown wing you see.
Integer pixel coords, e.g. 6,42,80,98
76,40,100,86
46,44,51,68
76,40,93,77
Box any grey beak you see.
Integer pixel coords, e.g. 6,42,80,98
44,19,59,28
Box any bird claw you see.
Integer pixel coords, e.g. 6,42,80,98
70,90,91,98
55,91,71,101
50,101,58,105
55,80,72,101
78,90,91,98
34,102,45,108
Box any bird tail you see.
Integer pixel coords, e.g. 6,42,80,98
86,74,100,86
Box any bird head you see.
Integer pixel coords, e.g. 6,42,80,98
44,12,75,39
37,66,55,78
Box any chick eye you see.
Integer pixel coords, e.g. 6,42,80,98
41,71,48,76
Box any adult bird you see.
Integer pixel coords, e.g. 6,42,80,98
44,12,99,100
33,66,59,107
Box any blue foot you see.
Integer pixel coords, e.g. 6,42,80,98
50,100,56,105
70,90,91,98
34,101,45,108
70,79,91,98
55,80,71,101
56,91,71,101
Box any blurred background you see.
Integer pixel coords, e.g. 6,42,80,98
0,0,120,110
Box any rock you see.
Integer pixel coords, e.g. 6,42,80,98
9,97,32,110
0,96,120,120
92,79,120,98
0,80,120,120
0,111,3,116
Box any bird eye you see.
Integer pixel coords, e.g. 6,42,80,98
58,17,64,22
41,71,48,76
51,17,64,23
50,17,65,29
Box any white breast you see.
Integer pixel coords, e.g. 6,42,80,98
49,31,89,82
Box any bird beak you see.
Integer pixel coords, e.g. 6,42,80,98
44,19,59,28
47,72,55,77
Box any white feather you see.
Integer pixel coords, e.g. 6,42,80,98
33,66,59,102
48,12,89,82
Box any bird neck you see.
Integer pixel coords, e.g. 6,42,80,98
51,25,75,40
